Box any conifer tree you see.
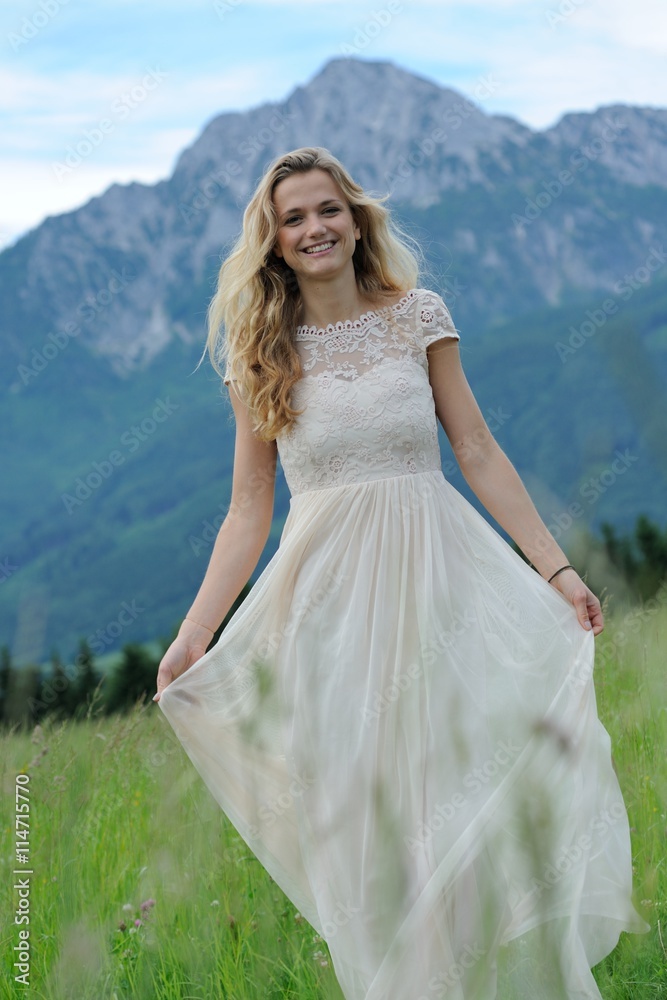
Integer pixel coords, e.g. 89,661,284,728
70,639,102,719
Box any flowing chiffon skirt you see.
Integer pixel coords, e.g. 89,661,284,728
158,469,647,998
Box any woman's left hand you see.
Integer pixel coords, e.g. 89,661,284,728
549,568,604,635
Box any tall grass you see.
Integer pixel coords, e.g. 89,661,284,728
1,602,664,999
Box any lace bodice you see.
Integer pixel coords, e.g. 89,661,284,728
225,288,460,496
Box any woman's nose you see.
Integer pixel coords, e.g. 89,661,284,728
306,216,326,234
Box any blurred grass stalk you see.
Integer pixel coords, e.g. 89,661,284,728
0,600,664,999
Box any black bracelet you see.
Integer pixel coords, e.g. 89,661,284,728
547,564,576,584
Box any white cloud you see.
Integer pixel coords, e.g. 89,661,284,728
0,157,183,250
364,6,667,128
562,0,667,55
0,59,292,141
1,0,666,243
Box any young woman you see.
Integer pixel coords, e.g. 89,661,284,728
154,147,647,998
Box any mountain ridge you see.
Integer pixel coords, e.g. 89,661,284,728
2,55,666,662
3,57,667,382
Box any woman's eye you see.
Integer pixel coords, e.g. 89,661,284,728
284,207,339,225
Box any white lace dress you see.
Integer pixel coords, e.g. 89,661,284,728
158,288,647,999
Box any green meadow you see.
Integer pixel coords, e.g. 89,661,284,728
1,597,665,999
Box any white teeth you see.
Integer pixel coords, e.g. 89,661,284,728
304,242,334,254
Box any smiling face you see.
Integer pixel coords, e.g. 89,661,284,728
271,168,361,280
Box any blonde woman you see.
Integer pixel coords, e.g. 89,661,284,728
154,147,646,998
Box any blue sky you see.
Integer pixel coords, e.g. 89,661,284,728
2,0,665,247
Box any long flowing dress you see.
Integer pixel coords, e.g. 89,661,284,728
157,287,648,999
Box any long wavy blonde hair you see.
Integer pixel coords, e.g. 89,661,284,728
206,146,426,441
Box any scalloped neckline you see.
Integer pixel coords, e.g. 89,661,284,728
295,288,417,336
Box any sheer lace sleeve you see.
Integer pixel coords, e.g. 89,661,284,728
418,289,460,348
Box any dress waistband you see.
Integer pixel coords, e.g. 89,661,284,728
287,467,445,500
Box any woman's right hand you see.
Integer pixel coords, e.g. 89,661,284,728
153,620,214,703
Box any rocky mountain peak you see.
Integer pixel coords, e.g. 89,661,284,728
2,57,666,384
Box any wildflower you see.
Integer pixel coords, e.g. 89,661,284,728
210,900,220,907
294,912,304,923
118,921,127,932
140,898,156,913
134,918,142,927
122,903,133,913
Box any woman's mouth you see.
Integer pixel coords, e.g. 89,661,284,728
302,241,336,256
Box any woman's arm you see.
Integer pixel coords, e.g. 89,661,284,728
185,382,278,631
154,383,278,700
427,339,603,634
